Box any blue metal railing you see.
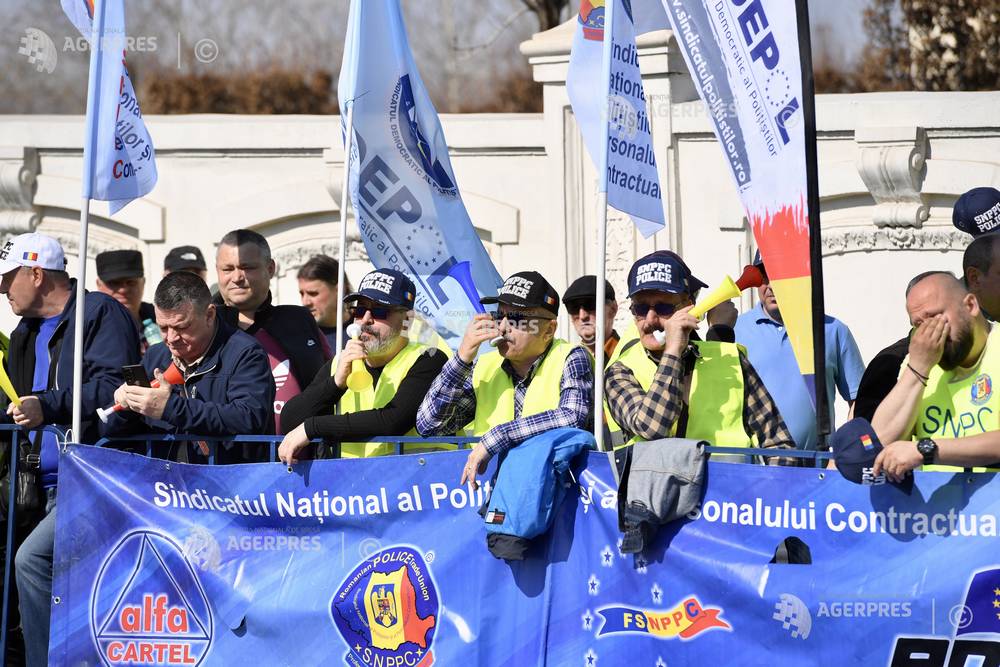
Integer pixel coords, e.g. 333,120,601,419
0,423,68,663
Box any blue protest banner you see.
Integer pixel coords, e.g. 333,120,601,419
337,0,503,348
49,446,999,666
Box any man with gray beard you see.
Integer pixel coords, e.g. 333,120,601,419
278,269,447,461
872,271,1000,477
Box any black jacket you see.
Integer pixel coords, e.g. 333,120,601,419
213,292,330,388
2,282,141,443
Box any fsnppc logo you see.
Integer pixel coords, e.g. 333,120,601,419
773,593,812,640
388,75,457,196
91,530,213,666
331,545,439,667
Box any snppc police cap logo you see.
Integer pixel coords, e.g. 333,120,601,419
971,373,993,406
91,530,213,666
331,545,439,666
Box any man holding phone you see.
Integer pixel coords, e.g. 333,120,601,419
105,271,274,462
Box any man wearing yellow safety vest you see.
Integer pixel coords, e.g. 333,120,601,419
872,271,1000,480
604,251,796,463
278,269,447,463
416,271,594,486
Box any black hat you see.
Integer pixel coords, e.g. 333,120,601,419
831,418,913,492
96,250,143,282
164,246,207,273
562,275,616,305
481,271,560,316
627,250,707,297
344,269,416,308
953,187,1000,237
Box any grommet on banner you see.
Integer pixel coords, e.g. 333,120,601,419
287,466,293,473
52,596,61,605
817,472,825,481
165,463,171,471
418,458,426,466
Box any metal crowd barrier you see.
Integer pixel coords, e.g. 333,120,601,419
0,425,832,663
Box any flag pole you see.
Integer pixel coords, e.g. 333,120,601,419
335,101,355,352
71,0,107,441
794,0,830,449
593,0,618,454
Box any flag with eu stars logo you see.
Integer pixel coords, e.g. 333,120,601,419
338,0,503,349
956,567,1000,635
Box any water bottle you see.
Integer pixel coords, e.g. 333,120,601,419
142,318,163,346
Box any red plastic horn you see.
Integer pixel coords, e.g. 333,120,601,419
97,363,184,423
735,264,764,291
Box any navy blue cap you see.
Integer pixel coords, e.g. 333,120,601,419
627,251,708,298
832,418,913,492
344,269,416,308
481,271,560,315
953,187,1000,237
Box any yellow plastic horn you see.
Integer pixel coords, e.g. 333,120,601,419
345,324,373,392
0,351,20,407
688,276,741,320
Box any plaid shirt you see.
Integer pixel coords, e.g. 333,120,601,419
416,344,593,457
604,342,797,465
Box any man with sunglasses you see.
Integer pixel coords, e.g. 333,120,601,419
279,269,448,462
734,252,864,454
417,271,593,486
562,275,620,361
604,251,796,462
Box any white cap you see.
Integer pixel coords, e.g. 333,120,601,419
0,233,66,276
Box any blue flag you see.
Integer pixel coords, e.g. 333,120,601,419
62,0,157,214
956,567,1000,635
337,0,503,347
567,0,668,238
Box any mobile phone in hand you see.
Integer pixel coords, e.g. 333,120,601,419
121,364,151,388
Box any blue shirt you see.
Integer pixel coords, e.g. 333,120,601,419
32,315,61,487
734,303,865,450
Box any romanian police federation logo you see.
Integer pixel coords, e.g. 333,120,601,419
91,530,213,666
388,75,456,196
971,373,992,406
331,545,439,667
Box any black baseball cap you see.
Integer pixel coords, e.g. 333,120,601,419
953,187,1000,237
563,275,616,306
627,250,707,297
481,271,560,316
831,418,913,492
164,246,207,273
344,269,416,308
96,250,144,282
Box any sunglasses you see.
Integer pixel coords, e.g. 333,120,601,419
352,305,397,320
630,302,681,318
565,299,597,313
491,311,555,324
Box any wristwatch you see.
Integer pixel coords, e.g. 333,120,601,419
916,438,938,466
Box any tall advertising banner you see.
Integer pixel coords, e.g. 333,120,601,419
567,0,669,238
337,0,503,348
50,445,1000,666
658,1,816,392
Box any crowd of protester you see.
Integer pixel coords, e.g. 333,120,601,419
0,186,999,664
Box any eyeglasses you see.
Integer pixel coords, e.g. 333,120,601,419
565,299,597,313
353,305,395,320
491,311,555,324
630,302,681,318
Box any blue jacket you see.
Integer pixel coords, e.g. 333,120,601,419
483,427,594,560
106,318,275,452
3,282,141,444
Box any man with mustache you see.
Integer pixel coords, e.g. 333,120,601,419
416,271,593,487
604,251,796,463
872,271,1000,478
279,269,447,462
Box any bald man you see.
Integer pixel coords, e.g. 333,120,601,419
872,271,1000,478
